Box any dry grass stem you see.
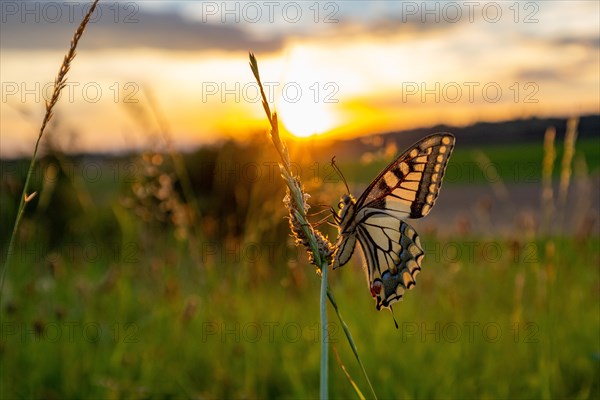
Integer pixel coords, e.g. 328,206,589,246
249,53,333,269
558,117,579,212
541,126,556,233
1,0,100,303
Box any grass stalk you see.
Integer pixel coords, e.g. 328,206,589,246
557,117,579,229
249,53,376,400
135,86,204,263
0,0,100,305
249,52,333,399
541,126,556,234
320,256,329,399
143,87,202,228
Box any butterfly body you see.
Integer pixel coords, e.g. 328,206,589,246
332,133,455,310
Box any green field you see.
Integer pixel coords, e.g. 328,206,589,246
1,137,599,399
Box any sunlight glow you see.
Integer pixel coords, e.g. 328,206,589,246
278,101,339,138
1,0,598,157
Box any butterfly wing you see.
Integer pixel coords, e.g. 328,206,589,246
357,133,455,219
354,210,424,310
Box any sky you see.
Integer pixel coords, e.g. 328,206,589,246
1,0,599,157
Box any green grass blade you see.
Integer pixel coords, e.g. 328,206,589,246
333,346,367,400
328,288,378,400
321,261,329,399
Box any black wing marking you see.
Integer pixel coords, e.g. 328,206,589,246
356,133,455,219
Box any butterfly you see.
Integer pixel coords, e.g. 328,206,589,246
332,133,455,313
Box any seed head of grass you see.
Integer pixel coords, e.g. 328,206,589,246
249,52,333,271
1,0,100,305
283,179,333,270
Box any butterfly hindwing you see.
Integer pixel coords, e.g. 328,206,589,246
355,211,424,310
332,133,455,310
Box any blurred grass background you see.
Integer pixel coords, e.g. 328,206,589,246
0,3,600,399
1,125,599,398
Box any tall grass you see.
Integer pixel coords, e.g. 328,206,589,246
541,126,556,234
557,117,579,229
1,0,100,306
540,117,581,234
1,123,597,398
121,87,203,263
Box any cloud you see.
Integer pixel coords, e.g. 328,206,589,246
551,35,600,50
305,8,468,43
512,33,600,82
0,1,473,53
515,67,565,82
0,3,283,52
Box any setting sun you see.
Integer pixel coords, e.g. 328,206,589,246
277,100,339,138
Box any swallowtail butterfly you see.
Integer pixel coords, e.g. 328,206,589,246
332,133,455,312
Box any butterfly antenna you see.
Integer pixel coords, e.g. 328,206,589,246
390,305,399,329
331,156,350,194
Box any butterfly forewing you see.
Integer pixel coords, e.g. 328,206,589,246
333,133,455,310
358,133,455,219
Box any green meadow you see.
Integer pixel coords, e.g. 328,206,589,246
1,135,599,399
